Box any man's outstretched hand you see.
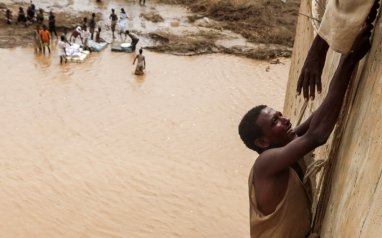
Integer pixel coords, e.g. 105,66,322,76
296,35,329,101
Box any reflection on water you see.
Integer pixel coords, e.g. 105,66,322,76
0,47,289,238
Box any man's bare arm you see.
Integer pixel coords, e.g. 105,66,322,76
256,24,373,176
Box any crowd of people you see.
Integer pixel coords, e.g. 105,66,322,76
3,2,144,74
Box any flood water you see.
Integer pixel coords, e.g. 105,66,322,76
0,0,290,237
0,49,289,238
0,47,289,238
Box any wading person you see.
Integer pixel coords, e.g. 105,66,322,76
133,48,146,75
40,25,51,54
238,23,373,238
58,35,68,64
33,25,42,53
69,26,83,44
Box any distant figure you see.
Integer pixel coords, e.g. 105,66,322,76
119,8,128,40
125,30,139,50
139,0,146,6
95,27,105,43
82,17,88,32
17,7,27,26
70,26,83,44
58,35,68,64
5,9,12,24
33,25,42,53
26,4,36,23
82,26,91,51
133,48,146,75
36,8,44,25
89,13,96,40
48,11,58,40
40,25,51,54
109,9,118,39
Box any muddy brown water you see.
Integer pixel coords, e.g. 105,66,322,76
0,1,290,237
0,47,289,238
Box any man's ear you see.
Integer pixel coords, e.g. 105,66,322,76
255,138,270,150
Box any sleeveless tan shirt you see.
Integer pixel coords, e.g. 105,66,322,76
248,167,312,238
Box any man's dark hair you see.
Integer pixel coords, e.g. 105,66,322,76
238,105,267,153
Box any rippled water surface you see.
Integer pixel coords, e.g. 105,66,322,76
0,28,289,238
0,47,289,238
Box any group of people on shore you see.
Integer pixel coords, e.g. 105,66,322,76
3,3,145,74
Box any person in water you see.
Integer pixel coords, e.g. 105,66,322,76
40,24,51,54
133,48,146,75
70,26,83,44
33,25,42,53
238,22,374,238
58,35,68,64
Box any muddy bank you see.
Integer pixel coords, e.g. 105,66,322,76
0,0,298,60
159,0,300,47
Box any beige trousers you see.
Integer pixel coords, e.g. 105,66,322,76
317,0,377,53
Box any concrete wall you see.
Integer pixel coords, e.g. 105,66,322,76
284,1,382,237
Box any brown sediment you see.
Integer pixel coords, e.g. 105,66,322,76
158,0,300,46
0,0,299,60
145,31,291,60
140,12,164,23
